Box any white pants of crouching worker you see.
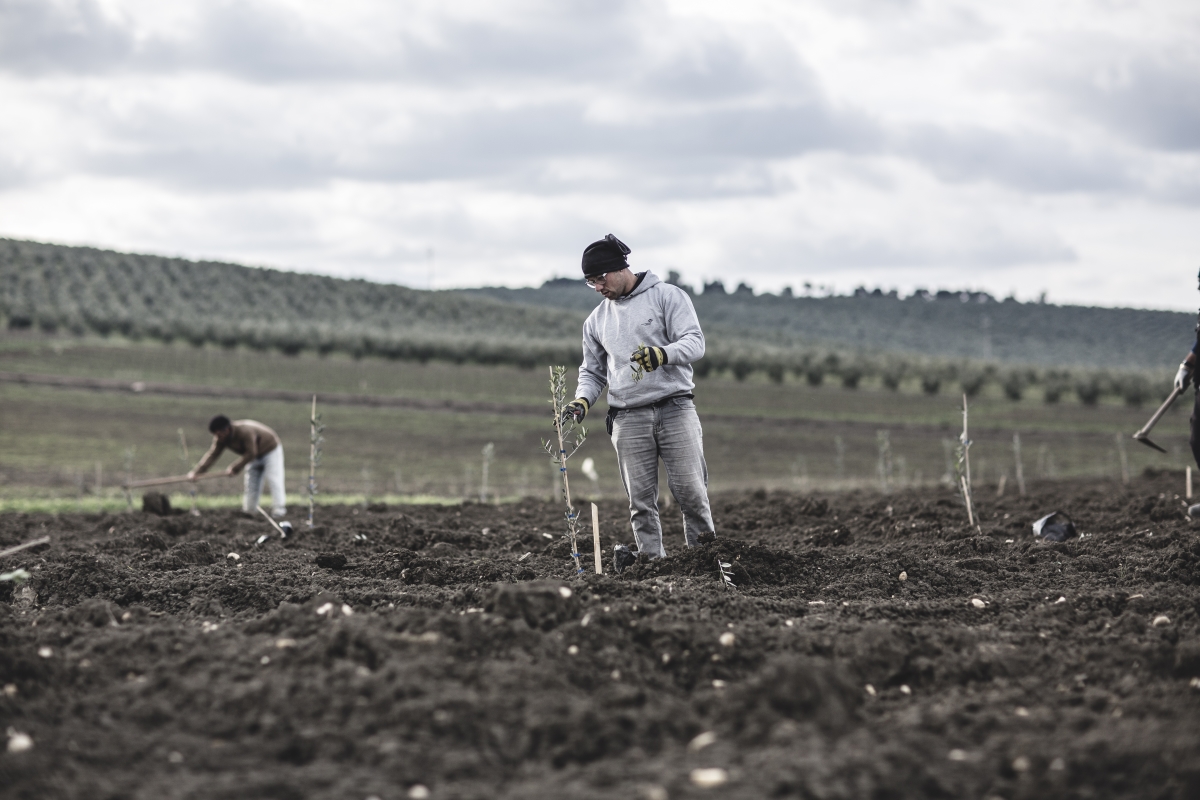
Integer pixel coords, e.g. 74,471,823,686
610,396,715,559
243,446,286,517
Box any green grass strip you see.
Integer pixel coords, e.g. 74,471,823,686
0,493,466,515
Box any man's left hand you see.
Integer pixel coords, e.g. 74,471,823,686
225,466,239,477
631,345,667,372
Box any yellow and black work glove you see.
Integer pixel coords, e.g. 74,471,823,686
631,345,667,372
564,398,589,424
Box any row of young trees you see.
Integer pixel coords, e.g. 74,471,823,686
1,237,1174,402
696,346,1168,406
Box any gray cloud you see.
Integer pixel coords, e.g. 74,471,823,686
751,227,1077,273
77,91,879,196
896,124,1135,193
1064,54,1200,152
0,0,133,74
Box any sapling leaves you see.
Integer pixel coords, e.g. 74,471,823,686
630,341,647,382
0,569,30,585
717,559,736,590
545,366,588,576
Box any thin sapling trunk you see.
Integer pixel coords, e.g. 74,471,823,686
957,394,977,528
542,366,587,576
308,395,324,528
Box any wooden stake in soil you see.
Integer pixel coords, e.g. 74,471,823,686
177,428,198,516
480,443,494,503
1188,467,1193,500
1115,433,1130,485
1013,433,1026,496
591,502,602,575
123,446,135,511
996,473,1007,498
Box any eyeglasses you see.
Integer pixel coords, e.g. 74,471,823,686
585,273,612,288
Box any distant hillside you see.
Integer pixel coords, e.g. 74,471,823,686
0,238,582,367
0,239,1191,393
460,277,1192,371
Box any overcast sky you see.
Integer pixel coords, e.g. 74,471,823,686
1,0,1198,309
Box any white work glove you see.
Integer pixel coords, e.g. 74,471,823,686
1174,362,1192,392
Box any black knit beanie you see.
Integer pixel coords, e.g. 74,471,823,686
581,234,631,277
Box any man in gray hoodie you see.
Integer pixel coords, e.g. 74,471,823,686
566,234,716,562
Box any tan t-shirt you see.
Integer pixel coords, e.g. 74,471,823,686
194,420,281,475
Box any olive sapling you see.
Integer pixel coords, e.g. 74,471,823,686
308,395,324,528
717,558,736,591
542,366,588,576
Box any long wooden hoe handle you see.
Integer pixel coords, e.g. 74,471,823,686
0,537,50,560
122,473,231,489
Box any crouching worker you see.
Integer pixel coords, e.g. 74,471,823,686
188,415,287,517
566,233,716,567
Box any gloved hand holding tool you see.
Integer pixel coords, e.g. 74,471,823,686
1175,362,1193,392
630,345,667,373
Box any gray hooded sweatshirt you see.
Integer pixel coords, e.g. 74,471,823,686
575,271,705,409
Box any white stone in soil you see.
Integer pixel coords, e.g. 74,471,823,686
6,730,33,753
689,768,729,788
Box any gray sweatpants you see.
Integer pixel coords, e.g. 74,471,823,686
610,397,715,558
243,446,286,517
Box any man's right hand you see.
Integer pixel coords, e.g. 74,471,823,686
564,398,589,424
1176,363,1192,392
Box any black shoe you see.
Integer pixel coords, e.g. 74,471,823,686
613,544,638,574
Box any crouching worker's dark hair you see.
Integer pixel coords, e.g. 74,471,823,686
208,414,232,434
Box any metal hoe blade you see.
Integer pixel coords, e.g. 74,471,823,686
1132,433,1168,454
1131,385,1183,454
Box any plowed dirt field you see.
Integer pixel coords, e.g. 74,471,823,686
2,474,1199,799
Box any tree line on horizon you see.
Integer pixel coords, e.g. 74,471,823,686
0,237,1183,405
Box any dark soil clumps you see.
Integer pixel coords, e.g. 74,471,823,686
1,475,1199,798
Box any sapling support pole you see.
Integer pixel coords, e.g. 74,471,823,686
178,428,198,516
591,502,602,575
1013,433,1026,496
123,446,135,511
